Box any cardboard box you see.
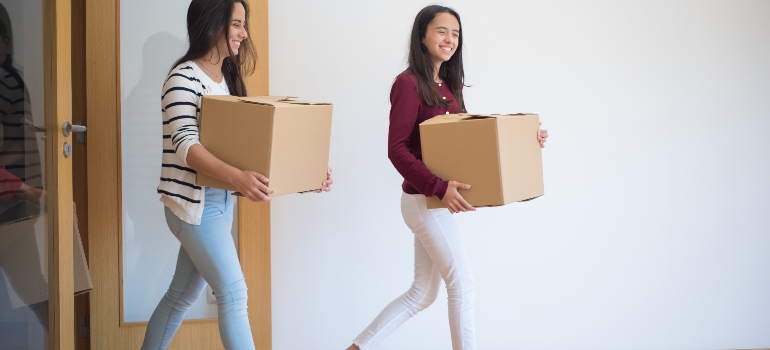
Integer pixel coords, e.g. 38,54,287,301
196,96,332,196
420,113,544,209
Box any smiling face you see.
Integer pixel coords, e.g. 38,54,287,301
422,12,460,68
216,2,248,57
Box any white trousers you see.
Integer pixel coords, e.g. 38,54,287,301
353,192,476,350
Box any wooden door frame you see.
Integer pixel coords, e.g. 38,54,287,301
71,0,89,346
85,0,271,348
43,0,75,348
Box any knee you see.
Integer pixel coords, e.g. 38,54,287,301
445,272,475,298
163,273,207,311
214,278,248,308
404,279,440,310
418,286,439,309
162,287,199,311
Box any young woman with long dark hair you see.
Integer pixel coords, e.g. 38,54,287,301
142,1,332,349
347,5,547,350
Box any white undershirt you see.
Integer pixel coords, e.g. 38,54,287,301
190,61,230,96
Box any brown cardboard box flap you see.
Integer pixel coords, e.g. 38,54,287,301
207,96,332,107
242,95,296,102
422,113,539,125
235,96,332,106
235,96,295,106
281,100,332,106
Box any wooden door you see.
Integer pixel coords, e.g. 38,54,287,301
47,0,77,348
83,0,271,349
45,0,77,346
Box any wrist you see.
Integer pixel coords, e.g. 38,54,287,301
224,167,241,184
437,180,450,200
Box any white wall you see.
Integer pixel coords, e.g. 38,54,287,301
269,1,770,349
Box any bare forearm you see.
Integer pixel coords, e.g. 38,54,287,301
185,144,240,184
18,183,45,205
185,144,274,201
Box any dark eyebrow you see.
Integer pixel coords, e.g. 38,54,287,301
232,19,243,23
436,26,460,33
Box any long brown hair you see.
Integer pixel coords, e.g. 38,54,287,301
407,5,466,112
171,0,257,96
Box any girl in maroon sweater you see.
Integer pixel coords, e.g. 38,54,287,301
347,6,547,350
348,7,476,349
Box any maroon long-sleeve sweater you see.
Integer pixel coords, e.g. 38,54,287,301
387,71,459,199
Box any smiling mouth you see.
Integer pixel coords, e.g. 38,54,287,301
440,46,452,53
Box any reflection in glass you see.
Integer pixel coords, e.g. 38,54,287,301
0,1,49,348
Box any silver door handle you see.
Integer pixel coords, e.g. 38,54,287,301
63,121,87,137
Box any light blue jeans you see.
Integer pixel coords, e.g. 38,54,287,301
141,187,255,350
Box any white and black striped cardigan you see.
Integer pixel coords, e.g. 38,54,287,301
158,62,227,225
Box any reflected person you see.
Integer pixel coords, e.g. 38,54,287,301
0,14,48,331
